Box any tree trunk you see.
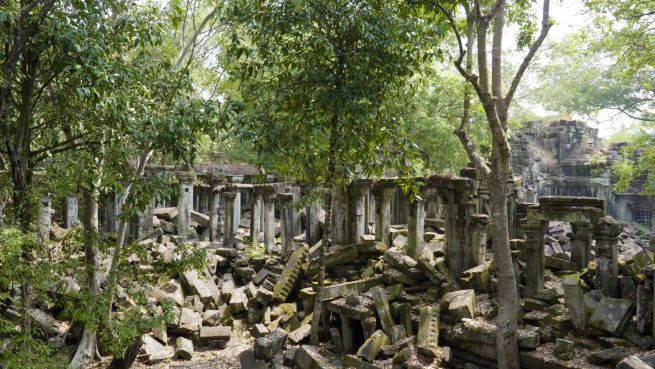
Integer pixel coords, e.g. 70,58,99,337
70,189,102,368
489,142,520,369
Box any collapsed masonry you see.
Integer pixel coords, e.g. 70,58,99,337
23,164,655,369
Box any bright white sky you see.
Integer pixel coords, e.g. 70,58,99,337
522,0,633,138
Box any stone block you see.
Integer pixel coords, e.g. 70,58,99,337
294,345,337,369
416,305,439,357
154,207,178,221
199,325,231,342
175,336,194,360
389,325,406,344
229,287,248,315
140,334,173,364
177,307,201,335
588,297,633,335
343,355,382,369
370,286,395,335
563,278,587,330
587,347,628,365
441,289,476,320
553,338,574,361
274,246,308,302
222,273,236,301
151,279,185,307
239,349,268,369
288,324,311,344
356,329,389,362
616,356,653,369
254,328,288,361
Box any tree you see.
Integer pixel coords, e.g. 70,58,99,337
430,1,552,368
223,0,441,343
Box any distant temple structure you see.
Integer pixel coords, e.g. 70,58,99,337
511,120,655,231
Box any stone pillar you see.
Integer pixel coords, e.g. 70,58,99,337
594,216,622,298
65,194,79,228
570,222,592,270
38,195,52,243
287,186,302,237
366,190,375,234
442,188,469,279
407,197,425,259
331,186,348,246
469,214,489,266
198,187,208,215
230,175,244,232
348,180,370,244
209,188,221,242
563,278,587,330
373,183,394,247
250,187,263,247
177,171,195,239
139,200,155,238
523,219,548,297
278,193,294,256
222,191,236,248
263,188,276,253
306,201,322,246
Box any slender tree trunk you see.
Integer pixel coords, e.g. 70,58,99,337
310,111,339,345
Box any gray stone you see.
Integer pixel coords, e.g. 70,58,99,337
587,347,628,365
294,345,337,369
441,289,476,320
239,349,267,369
229,287,248,314
254,328,288,361
588,297,633,334
616,356,653,369
563,278,587,330
175,336,194,360
356,329,388,362
140,334,173,364
274,246,308,302
370,286,395,335
199,325,231,342
416,305,440,357
553,338,574,361
288,324,311,344
177,307,201,335
343,355,382,369
389,325,406,344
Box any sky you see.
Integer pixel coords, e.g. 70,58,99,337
523,0,634,138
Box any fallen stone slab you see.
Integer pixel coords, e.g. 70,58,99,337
151,279,185,307
274,246,308,302
553,338,574,361
229,287,248,315
182,269,219,305
343,354,383,369
175,336,193,360
239,349,267,369
306,245,358,276
199,325,231,342
254,328,288,361
356,329,389,362
295,345,338,369
588,297,633,335
441,289,476,320
153,207,178,221
370,286,395,335
288,324,311,344
222,273,236,301
177,307,201,335
416,305,440,357
587,347,628,365
318,275,383,300
140,334,173,364
191,210,209,227
616,356,653,369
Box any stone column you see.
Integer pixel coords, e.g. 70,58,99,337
407,198,425,259
331,186,348,246
230,176,244,232
523,218,548,297
250,186,263,247
63,194,79,228
570,222,592,270
441,188,469,279
563,278,587,330
209,188,221,242
287,186,302,237
138,200,155,238
263,188,276,253
348,180,370,244
306,201,322,246
366,191,375,234
469,214,489,266
373,183,394,247
38,195,52,243
278,193,294,256
177,171,195,239
198,187,208,215
222,191,236,248
594,216,622,298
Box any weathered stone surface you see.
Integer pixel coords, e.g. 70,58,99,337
153,207,178,221
460,263,490,293
328,327,342,354
441,289,476,320
389,325,406,344
239,349,268,369
177,307,201,335
295,345,337,369
175,336,194,360
140,334,173,364
383,247,422,280
587,347,628,365
616,356,653,369
370,286,395,335
274,246,308,302
319,276,383,301
152,279,185,307
254,328,288,361
356,329,389,362
588,297,633,334
563,278,587,330
229,287,248,314
199,325,231,342
552,338,574,361
288,324,311,344
222,273,236,301
343,354,382,369
416,305,440,357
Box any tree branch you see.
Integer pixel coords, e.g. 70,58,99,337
505,0,552,108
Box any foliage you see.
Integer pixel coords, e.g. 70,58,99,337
223,0,444,186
